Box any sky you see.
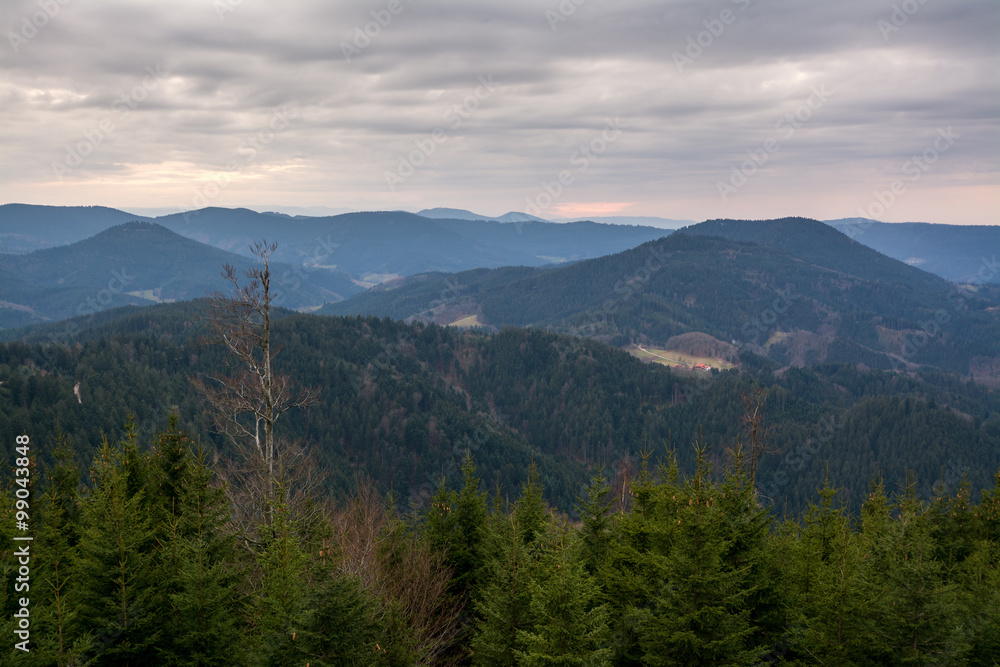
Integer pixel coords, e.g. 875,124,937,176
1,0,997,225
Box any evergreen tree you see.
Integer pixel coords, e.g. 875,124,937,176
576,466,613,577
31,429,85,666
785,485,874,664
641,442,764,666
515,462,549,548
882,475,969,663
855,475,898,662
161,446,246,666
603,451,671,667
269,572,380,667
516,521,610,666
426,452,489,599
253,486,309,666
959,539,1000,665
74,434,160,665
472,511,536,666
146,415,194,657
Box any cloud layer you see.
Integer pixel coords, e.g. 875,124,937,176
1,0,997,224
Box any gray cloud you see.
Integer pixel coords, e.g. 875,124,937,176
1,0,996,224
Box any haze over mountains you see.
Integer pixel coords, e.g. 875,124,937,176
0,221,361,329
324,218,1000,381
3,204,996,284
3,205,997,383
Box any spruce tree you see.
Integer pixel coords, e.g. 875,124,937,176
883,475,969,663
786,489,873,665
31,430,86,666
855,475,897,662
426,452,489,599
515,462,550,548
603,451,671,667
640,442,763,666
576,466,613,577
253,486,309,666
74,434,160,665
162,446,246,666
279,573,381,667
959,539,1000,665
472,511,536,666
516,521,610,666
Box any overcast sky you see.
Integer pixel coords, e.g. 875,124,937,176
1,0,997,224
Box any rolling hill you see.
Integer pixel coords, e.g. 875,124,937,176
323,218,1000,379
0,221,361,328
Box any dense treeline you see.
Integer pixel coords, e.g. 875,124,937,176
3,417,998,664
2,303,999,515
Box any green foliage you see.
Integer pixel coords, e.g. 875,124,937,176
29,429,86,666
516,522,611,667
472,511,537,666
253,491,310,666
74,434,159,664
274,574,381,667
159,445,245,666
639,444,765,666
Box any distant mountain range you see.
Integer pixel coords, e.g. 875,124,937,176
322,217,1000,380
0,204,669,278
416,207,695,230
824,218,1000,283
0,222,360,329
3,204,995,284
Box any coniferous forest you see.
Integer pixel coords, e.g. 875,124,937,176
2,414,999,665
2,247,999,666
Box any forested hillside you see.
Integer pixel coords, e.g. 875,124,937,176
324,227,1000,378
3,301,998,515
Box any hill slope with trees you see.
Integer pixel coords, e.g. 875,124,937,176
324,223,1000,379
3,300,998,516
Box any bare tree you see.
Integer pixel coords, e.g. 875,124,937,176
740,387,770,488
331,476,464,665
192,240,318,534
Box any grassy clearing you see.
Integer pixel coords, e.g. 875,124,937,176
447,314,483,328
630,345,737,370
